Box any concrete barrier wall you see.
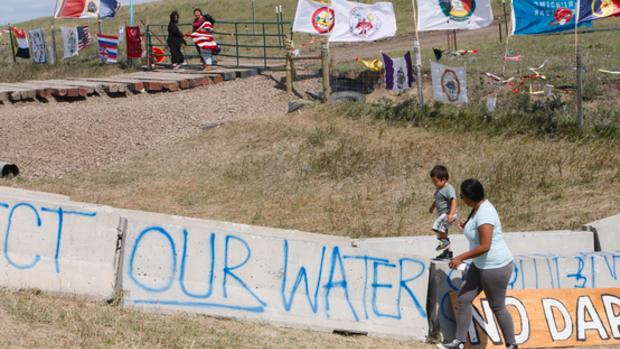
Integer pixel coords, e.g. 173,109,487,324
354,229,596,260
428,251,620,342
120,214,431,340
0,194,120,299
584,214,620,252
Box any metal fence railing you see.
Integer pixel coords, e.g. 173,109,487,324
146,20,292,69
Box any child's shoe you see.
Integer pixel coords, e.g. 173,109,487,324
434,249,453,260
436,238,451,251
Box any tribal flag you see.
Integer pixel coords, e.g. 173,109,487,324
11,26,30,59
77,26,92,51
100,0,120,19
417,0,493,31
293,0,334,35
381,52,414,91
190,21,218,51
512,0,591,34
431,61,468,103
28,29,47,64
61,26,79,58
579,0,620,21
55,0,100,19
328,0,397,42
97,33,118,63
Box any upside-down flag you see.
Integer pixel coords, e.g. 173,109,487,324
100,0,120,19
579,0,620,21
55,0,100,19
11,26,30,59
77,26,92,51
97,33,118,63
382,52,414,91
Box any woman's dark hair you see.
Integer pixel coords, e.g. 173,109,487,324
193,8,203,15
461,178,485,202
170,11,179,23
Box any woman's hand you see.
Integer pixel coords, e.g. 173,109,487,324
458,219,466,230
449,256,463,269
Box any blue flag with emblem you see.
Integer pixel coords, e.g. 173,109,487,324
512,0,591,35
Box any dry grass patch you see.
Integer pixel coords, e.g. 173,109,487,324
0,288,431,349
7,107,619,238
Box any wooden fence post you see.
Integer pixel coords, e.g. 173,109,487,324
8,25,17,63
321,42,331,102
286,53,293,94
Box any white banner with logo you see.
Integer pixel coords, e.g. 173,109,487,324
292,0,397,42
431,61,468,103
417,0,493,31
61,26,79,58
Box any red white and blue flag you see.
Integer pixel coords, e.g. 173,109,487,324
99,0,120,19
11,26,30,59
190,21,218,51
97,33,118,63
55,0,100,19
77,26,92,51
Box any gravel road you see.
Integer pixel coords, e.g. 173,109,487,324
0,75,308,179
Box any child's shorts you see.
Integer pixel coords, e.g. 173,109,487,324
432,213,457,234
200,49,215,65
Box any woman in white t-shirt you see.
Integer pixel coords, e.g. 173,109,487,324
438,179,517,349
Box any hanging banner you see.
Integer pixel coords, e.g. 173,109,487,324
125,26,143,59
100,0,120,19
97,33,119,63
416,0,493,31
28,29,47,64
382,51,414,91
431,61,468,103
579,0,620,22
55,0,100,19
328,0,397,42
77,26,92,51
11,26,30,59
61,26,79,58
512,0,591,35
293,0,335,35
450,288,620,348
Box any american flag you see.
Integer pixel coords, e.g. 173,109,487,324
190,21,218,51
77,26,92,51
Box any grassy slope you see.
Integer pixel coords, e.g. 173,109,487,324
0,289,431,349
7,106,619,237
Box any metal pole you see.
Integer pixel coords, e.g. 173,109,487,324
498,21,503,43
286,53,293,94
321,41,331,101
235,23,240,67
97,20,103,34
275,6,282,49
252,0,256,35
262,23,267,68
8,25,17,63
146,25,152,70
446,31,451,51
453,30,458,51
130,0,134,26
413,39,424,107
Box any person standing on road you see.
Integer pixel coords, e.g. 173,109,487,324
438,178,517,349
167,11,186,70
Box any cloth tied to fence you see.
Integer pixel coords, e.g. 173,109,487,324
191,21,218,51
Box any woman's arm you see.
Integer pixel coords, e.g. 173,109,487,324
448,224,493,269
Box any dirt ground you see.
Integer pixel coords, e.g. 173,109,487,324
0,74,319,179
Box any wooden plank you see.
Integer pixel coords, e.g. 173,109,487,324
140,72,210,88
0,83,50,100
203,69,236,81
126,73,190,89
67,78,127,94
24,80,91,97
123,74,183,91
203,74,224,84
450,288,620,348
44,79,106,95
75,77,145,92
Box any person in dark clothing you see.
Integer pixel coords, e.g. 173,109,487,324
167,11,185,69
